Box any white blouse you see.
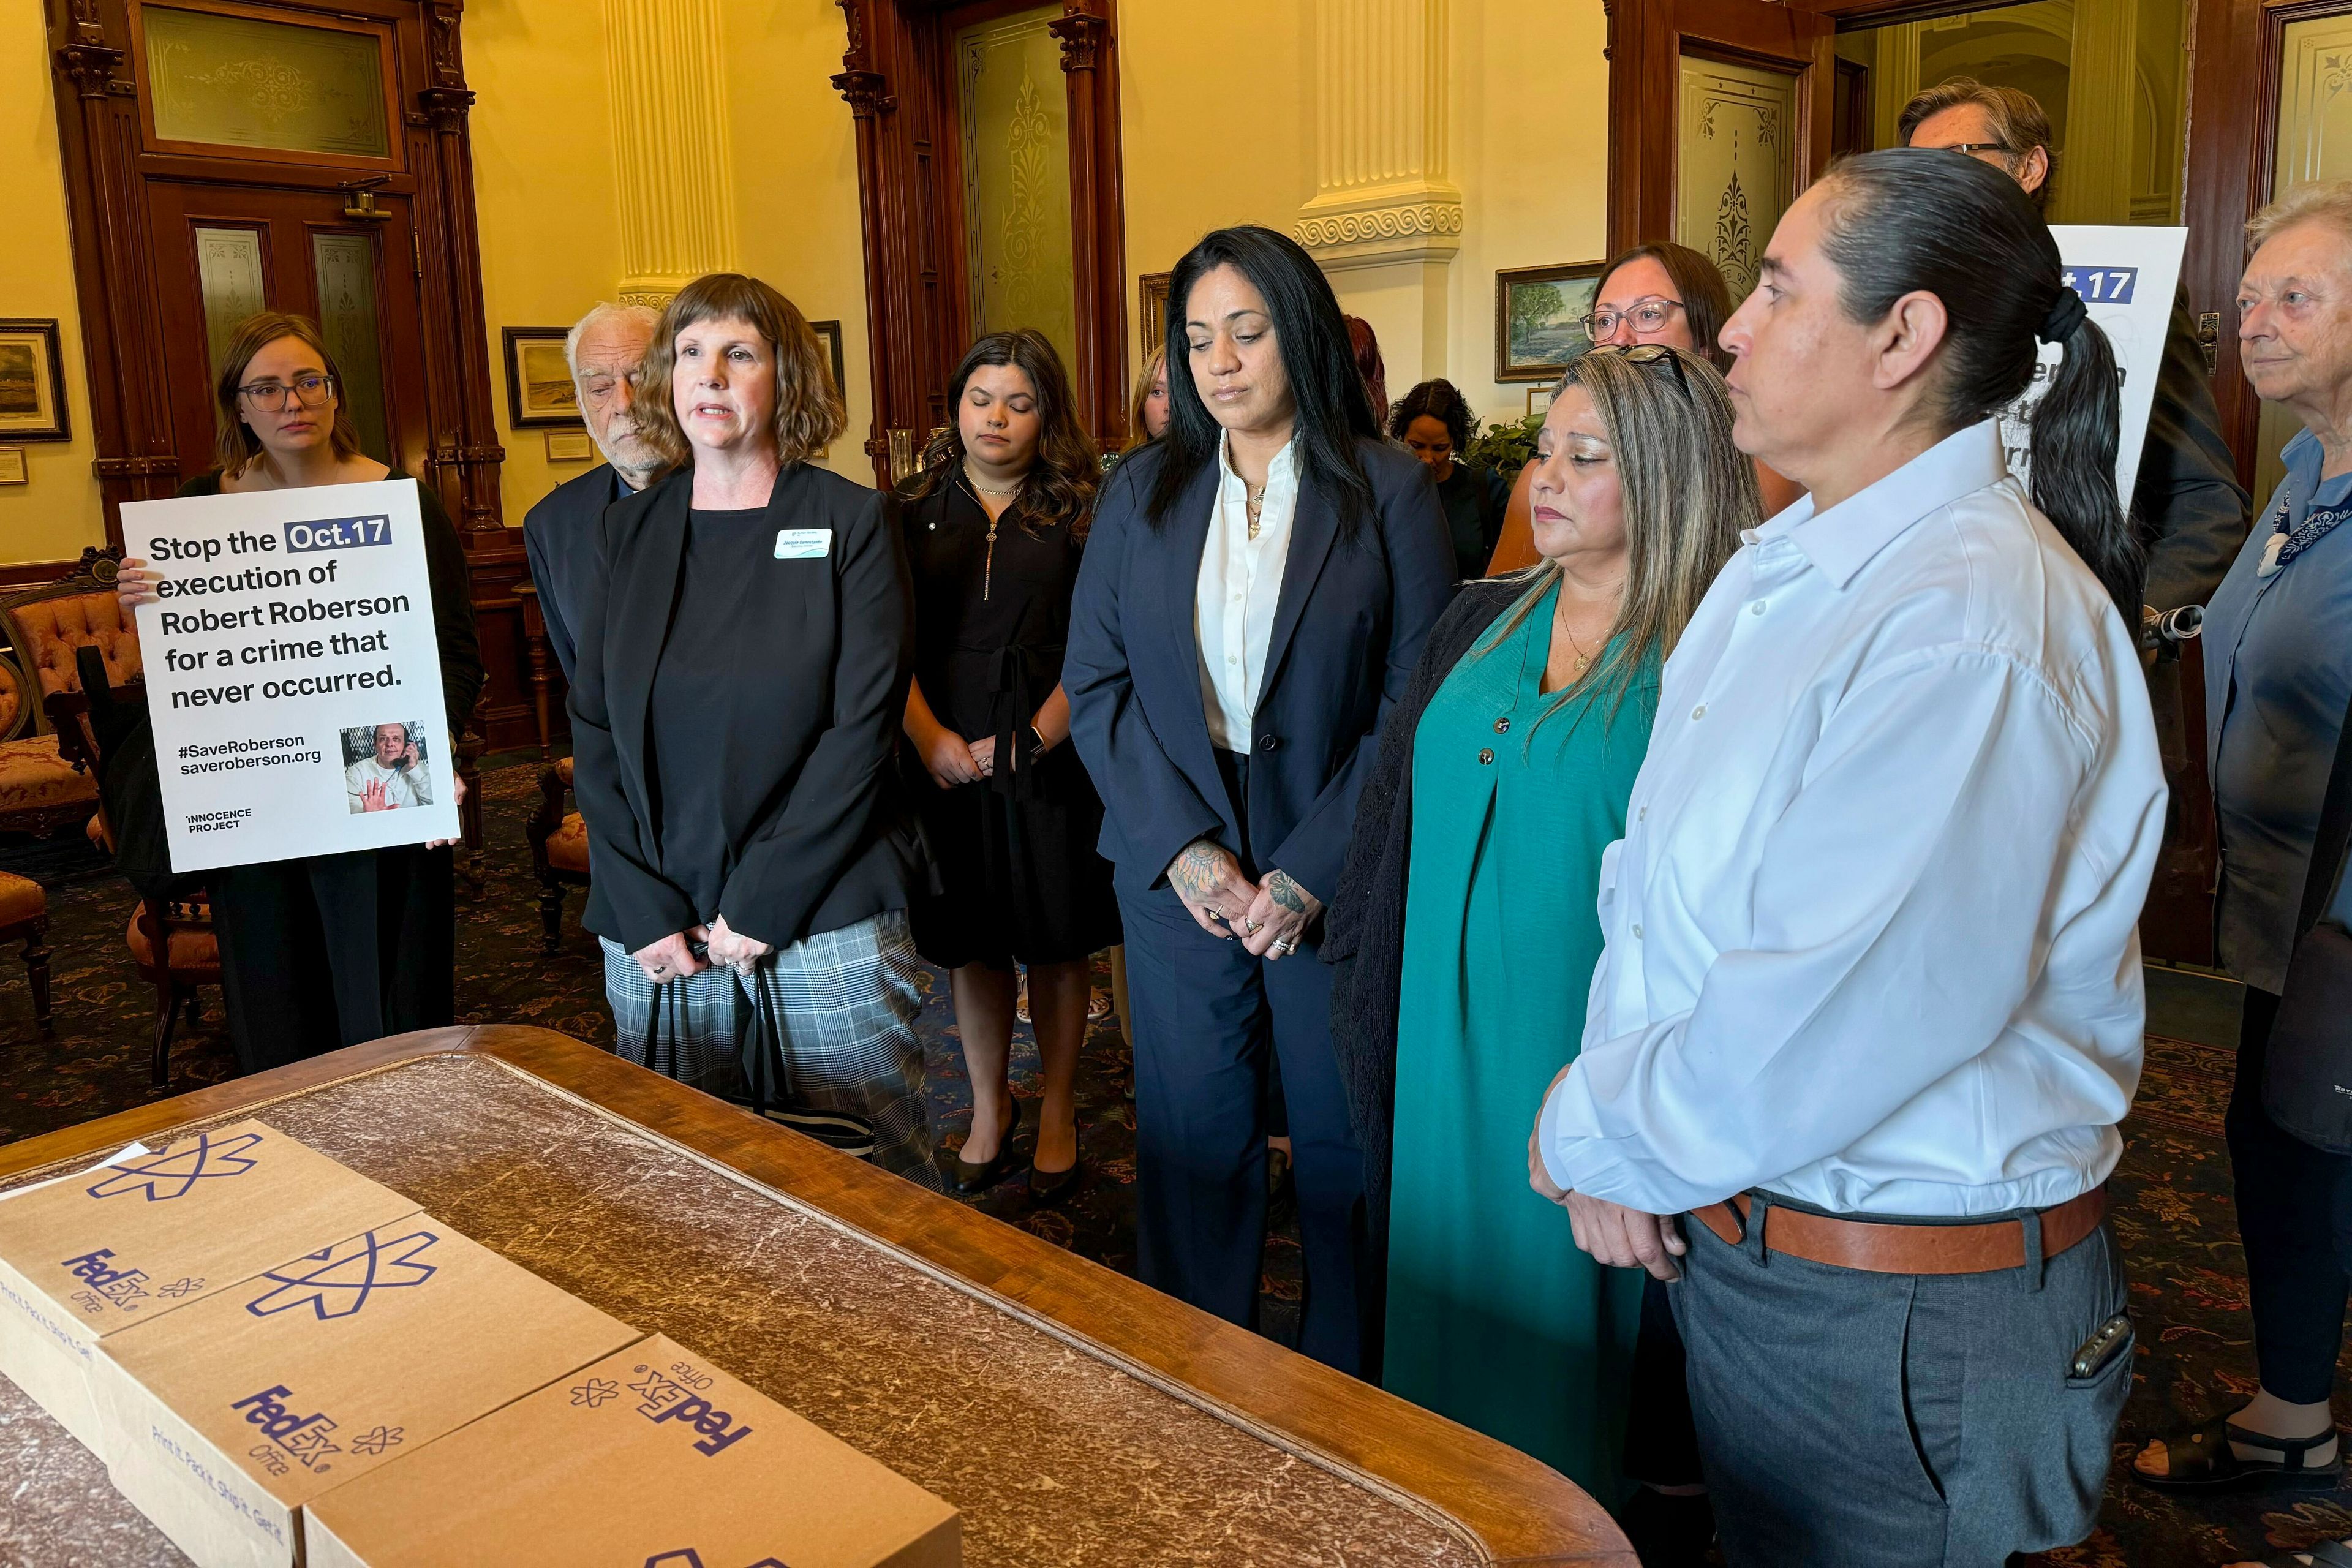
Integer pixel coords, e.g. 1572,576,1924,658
1537,421,2167,1218
1194,433,1300,752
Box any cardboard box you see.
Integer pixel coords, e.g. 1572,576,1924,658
304,1333,960,1568
94,1216,638,1568
0,1120,418,1455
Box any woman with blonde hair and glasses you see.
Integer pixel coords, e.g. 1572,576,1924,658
115,311,480,1074
1327,345,1752,1496
567,272,938,1188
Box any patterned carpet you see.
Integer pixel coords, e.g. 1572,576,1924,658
0,757,2342,1567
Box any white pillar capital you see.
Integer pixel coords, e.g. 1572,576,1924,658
1293,0,1460,270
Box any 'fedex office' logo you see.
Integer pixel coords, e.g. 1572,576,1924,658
605,1364,753,1457
86,1131,263,1201
59,1249,151,1312
230,1385,344,1472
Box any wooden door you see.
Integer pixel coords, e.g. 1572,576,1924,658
144,181,430,484
1607,0,1837,271
835,0,1126,486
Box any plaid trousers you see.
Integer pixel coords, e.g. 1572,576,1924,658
601,910,941,1190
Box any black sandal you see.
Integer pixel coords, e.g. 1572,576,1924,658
2252,1537,2352,1567
2131,1413,2343,1491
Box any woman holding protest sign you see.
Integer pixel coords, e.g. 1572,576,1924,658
565,272,941,1190
116,311,482,1076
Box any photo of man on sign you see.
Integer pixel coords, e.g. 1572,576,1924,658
342,722,435,812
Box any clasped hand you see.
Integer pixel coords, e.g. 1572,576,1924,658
1164,838,1320,960
1527,1063,1686,1281
631,916,769,984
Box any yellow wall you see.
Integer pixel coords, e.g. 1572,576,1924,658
1447,0,1613,432
0,2,107,564
1118,2,1315,292
722,0,873,480
467,0,627,526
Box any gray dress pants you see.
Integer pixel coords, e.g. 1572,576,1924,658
1670,1197,2131,1568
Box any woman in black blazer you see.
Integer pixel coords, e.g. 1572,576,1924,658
1065,227,1455,1374
568,273,938,1189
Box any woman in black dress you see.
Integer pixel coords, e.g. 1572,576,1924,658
900,330,1120,1202
116,311,480,1075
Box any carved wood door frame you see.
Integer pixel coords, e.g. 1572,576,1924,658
45,0,505,545
833,0,1128,489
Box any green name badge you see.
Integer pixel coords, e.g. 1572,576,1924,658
774,529,832,560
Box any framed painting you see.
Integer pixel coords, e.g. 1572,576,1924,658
501,327,580,429
1137,273,1172,357
0,320,70,442
809,319,847,401
1494,263,1605,384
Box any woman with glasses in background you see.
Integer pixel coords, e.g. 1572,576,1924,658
115,311,482,1074
1488,244,1801,578
1330,343,1751,1507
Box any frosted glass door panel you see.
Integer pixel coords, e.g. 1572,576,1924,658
955,7,1078,375
1676,56,1798,301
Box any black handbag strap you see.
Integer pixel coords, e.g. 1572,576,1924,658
2296,687,2352,936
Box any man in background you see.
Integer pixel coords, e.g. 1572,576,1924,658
1901,79,2250,612
522,302,663,682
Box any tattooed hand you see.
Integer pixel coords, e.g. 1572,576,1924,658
1166,837,1254,937
1239,869,1321,960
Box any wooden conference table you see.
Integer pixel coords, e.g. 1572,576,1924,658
0,1025,1631,1566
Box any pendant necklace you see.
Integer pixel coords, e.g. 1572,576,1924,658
1245,483,1267,542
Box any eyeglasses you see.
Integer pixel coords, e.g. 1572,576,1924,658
1587,342,1692,396
1581,298,1687,339
1928,141,2015,157
237,374,336,411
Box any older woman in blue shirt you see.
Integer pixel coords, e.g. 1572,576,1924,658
2134,185,2352,1547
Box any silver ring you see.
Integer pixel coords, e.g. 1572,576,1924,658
1272,938,1295,955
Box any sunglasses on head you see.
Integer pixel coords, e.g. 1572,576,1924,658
1586,342,1692,396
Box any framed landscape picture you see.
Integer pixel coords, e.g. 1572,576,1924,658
0,319,70,443
1494,263,1605,383
501,326,580,429
809,319,846,400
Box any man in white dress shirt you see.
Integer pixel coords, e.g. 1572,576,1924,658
345,722,433,812
1532,152,2166,1565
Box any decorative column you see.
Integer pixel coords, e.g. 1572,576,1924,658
1292,0,1461,390
2057,0,2138,224
603,0,741,306
1869,24,1923,152
1051,2,1129,444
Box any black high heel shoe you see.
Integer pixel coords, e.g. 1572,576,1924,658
946,1098,1024,1195
1028,1128,1084,1207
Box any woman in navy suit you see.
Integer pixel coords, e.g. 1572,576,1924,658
1065,226,1453,1374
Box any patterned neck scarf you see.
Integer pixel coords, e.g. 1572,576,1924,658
2256,484,2351,578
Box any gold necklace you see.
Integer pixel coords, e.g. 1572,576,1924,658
1245,482,1267,542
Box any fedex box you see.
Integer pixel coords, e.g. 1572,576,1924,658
304,1334,960,1568
94,1216,638,1568
0,1121,417,1455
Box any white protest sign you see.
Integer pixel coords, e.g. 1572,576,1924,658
1999,225,2187,505
121,478,458,872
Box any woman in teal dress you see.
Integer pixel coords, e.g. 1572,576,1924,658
1326,345,1757,1499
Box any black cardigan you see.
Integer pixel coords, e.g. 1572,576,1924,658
1324,576,1523,1250
567,464,921,952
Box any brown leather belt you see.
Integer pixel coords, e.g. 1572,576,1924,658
1689,1186,2106,1275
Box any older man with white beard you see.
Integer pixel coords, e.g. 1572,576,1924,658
522,302,662,682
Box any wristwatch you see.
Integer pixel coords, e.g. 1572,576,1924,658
1028,724,1049,763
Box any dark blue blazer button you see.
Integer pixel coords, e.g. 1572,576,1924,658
1258,734,1281,752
